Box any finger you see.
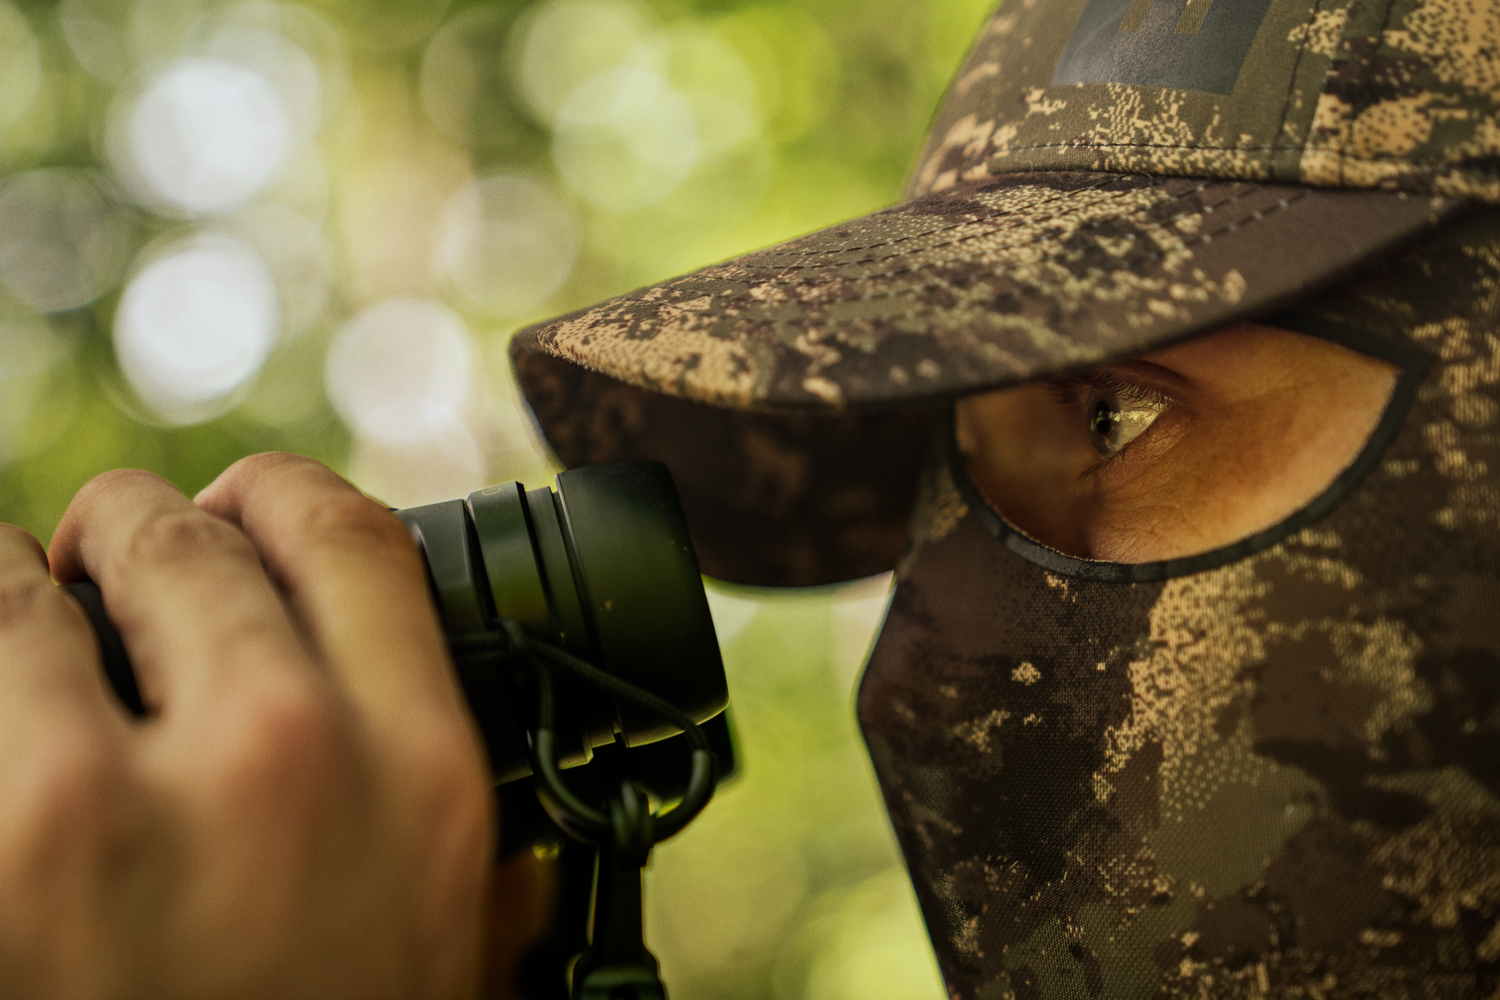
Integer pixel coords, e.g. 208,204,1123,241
49,469,314,713
0,531,137,961
193,453,460,726
0,524,123,739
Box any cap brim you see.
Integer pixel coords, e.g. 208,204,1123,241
512,171,1458,413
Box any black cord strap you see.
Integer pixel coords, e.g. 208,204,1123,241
448,622,716,846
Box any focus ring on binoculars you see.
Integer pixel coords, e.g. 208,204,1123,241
396,460,727,787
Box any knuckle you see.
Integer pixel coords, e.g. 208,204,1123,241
211,452,345,507
0,523,40,550
0,731,129,871
223,451,320,490
70,468,172,519
297,493,417,566
124,508,253,573
78,467,163,497
210,676,350,802
0,573,50,633
229,450,301,474
397,713,492,830
411,724,486,789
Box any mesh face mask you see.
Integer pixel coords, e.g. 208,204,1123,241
856,215,1500,999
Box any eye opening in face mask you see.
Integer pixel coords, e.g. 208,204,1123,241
950,311,1435,583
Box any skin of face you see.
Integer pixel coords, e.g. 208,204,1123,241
953,322,1400,564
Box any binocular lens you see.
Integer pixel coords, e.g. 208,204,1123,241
396,461,728,785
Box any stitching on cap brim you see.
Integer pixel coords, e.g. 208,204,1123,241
713,185,1307,296
513,173,1455,413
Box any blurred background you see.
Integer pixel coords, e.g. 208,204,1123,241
0,0,995,995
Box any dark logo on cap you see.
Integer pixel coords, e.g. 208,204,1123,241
1052,0,1275,94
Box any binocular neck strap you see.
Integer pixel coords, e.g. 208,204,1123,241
448,620,718,847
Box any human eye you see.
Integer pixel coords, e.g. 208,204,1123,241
1051,373,1171,462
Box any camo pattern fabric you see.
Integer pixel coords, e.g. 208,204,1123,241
510,348,941,586
856,212,1500,998
509,173,1447,412
915,0,1500,202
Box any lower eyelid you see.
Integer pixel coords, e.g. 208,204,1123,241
1076,452,1123,483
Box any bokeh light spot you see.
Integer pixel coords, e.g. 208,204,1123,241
128,0,211,71
338,0,451,49
553,57,699,210
535,9,761,213
200,23,325,141
221,203,332,336
517,0,654,125
661,24,758,158
115,235,280,422
420,4,533,149
713,6,838,144
124,58,292,215
325,297,475,447
59,0,132,83
202,2,353,128
0,168,133,313
438,175,580,316
0,316,74,463
0,2,42,131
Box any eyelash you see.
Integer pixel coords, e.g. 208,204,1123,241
1045,371,1175,479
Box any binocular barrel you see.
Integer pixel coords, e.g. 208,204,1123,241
67,461,730,793
397,461,728,785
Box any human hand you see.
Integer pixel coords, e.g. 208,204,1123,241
0,453,537,999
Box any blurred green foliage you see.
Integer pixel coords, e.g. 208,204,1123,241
0,0,996,995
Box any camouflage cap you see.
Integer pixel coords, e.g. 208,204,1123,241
512,0,1493,585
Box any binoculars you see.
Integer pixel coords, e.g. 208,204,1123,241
67,461,732,810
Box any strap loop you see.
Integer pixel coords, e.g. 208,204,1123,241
449,621,717,847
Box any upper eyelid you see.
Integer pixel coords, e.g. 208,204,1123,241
1046,369,1175,407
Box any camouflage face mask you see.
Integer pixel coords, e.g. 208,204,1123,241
856,215,1500,999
